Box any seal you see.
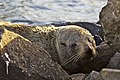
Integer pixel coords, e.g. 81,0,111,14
0,21,97,74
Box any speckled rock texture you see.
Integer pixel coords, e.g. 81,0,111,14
107,52,120,69
70,73,85,80
101,68,120,80
99,0,120,52
85,71,103,80
99,0,120,79
0,29,71,80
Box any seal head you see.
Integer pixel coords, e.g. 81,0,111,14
55,25,96,74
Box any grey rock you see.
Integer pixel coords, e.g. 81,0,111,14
71,73,85,80
85,71,103,80
99,0,120,52
0,29,71,80
101,68,120,80
107,52,120,69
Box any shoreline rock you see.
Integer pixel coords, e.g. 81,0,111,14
107,52,120,69
0,29,71,80
99,0,120,52
101,68,120,80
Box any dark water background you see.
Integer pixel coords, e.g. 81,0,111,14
0,0,107,25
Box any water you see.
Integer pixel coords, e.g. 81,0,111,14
0,0,107,25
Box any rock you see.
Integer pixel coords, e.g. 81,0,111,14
99,0,120,52
70,73,85,80
0,29,71,80
107,52,120,69
101,68,120,80
85,71,103,80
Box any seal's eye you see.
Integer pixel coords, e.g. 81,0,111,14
71,43,77,48
61,43,66,47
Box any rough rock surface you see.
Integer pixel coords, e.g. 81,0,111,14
70,73,85,80
99,0,120,52
101,68,120,80
107,52,120,69
85,71,103,80
0,29,71,80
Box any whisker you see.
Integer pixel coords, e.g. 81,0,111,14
73,52,83,63
61,54,77,66
61,53,78,66
73,52,80,63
